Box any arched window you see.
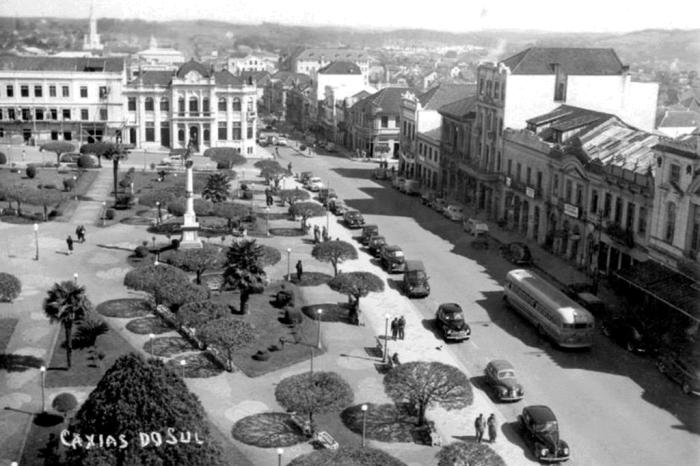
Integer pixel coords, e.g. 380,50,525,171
665,202,676,243
178,97,185,115
218,98,227,111
160,98,169,112
189,97,199,114
144,97,154,112
232,98,241,111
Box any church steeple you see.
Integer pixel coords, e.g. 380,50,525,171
83,0,103,51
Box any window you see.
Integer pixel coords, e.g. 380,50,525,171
575,184,583,207
6,85,13,97
494,80,500,98
247,98,253,113
63,131,72,141
670,164,681,185
128,98,136,111
590,190,598,213
536,171,543,190
501,81,506,100
189,97,198,114
395,116,399,127
34,85,42,97
21,85,29,97
218,98,226,111
232,122,241,140
63,109,71,120
232,98,241,111
479,78,484,94
144,97,154,112
51,131,58,140
665,202,676,242
49,108,57,120
203,98,210,114
49,85,56,97
218,122,227,140
203,124,210,142
626,202,635,231
62,86,69,97
35,109,44,120
614,197,623,224
160,98,169,112
99,86,108,99
247,126,253,139
178,126,185,142
21,108,30,120
565,180,573,202
80,86,88,98
381,116,388,128
99,108,108,121
80,109,89,120
145,122,155,142
7,108,15,119
507,159,512,176
402,120,407,136
526,167,532,185
178,98,185,114
516,162,522,182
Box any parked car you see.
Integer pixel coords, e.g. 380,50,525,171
329,199,349,216
484,360,524,402
276,136,288,146
600,316,654,354
372,168,389,180
318,188,337,206
367,235,387,257
360,225,379,245
463,218,489,237
500,242,533,266
379,245,406,273
564,282,606,316
421,190,437,206
435,303,471,341
343,210,365,229
444,205,464,221
403,260,430,298
160,156,181,166
402,179,421,195
431,198,448,213
307,177,324,192
59,152,82,163
656,351,700,395
519,405,570,463
392,176,406,190
299,171,314,185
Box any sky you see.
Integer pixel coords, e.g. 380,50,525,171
0,0,698,33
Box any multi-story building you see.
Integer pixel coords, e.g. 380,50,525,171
227,51,278,75
131,36,186,78
348,87,408,158
286,48,371,86
286,77,316,133
337,90,372,149
240,71,271,114
415,128,441,190
315,61,365,102
502,105,658,274
0,55,127,145
264,71,310,123
399,84,474,178
122,60,258,155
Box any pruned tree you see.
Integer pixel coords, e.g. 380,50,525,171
64,354,224,466
198,316,256,371
279,188,310,206
289,201,325,229
52,392,78,419
311,240,358,276
384,361,473,426
202,173,231,203
152,280,210,312
43,280,93,369
203,147,246,169
160,244,226,284
177,301,230,329
40,141,75,165
102,143,130,201
222,239,267,314
275,371,354,431
213,202,250,231
25,187,65,221
436,442,506,466
1,183,29,215
255,160,288,187
0,272,22,302
123,263,189,296
80,141,113,168
288,446,406,466
327,271,384,311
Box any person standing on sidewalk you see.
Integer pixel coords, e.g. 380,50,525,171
66,235,74,255
487,413,497,443
397,315,406,340
391,318,398,340
296,260,303,281
475,413,485,443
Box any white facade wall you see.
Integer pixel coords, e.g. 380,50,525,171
416,109,441,133
658,126,697,139
316,74,365,101
502,74,558,129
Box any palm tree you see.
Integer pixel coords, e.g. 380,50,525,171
222,240,267,314
103,143,130,201
43,281,92,368
202,173,231,203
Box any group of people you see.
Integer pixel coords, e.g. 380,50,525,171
475,413,498,443
65,225,87,255
313,225,330,244
390,316,406,340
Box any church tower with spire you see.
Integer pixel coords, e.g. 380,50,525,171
83,1,103,51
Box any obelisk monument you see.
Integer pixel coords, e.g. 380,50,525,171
179,149,202,249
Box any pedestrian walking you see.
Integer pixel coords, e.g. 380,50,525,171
475,414,485,443
390,318,398,340
296,260,303,281
313,225,321,244
66,235,74,255
397,315,406,340
287,162,292,173
487,414,497,443
21,149,26,161
322,226,329,242
75,226,82,242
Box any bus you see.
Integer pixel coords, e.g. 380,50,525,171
504,269,595,348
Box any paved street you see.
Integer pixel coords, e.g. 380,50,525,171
273,142,700,466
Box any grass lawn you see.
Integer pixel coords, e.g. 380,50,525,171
210,281,325,377
0,318,18,352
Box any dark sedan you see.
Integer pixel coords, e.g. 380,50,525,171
500,242,533,266
519,405,570,463
600,316,654,354
367,235,386,257
435,303,471,341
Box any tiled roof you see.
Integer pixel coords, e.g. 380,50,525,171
654,136,700,159
418,83,476,110
438,95,477,119
418,127,442,142
176,60,211,78
214,70,243,86
240,70,270,84
501,47,625,75
658,110,700,128
318,61,361,75
527,105,614,132
132,70,173,86
295,48,368,62
353,87,410,114
0,55,125,72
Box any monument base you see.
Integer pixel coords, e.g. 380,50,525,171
180,224,202,249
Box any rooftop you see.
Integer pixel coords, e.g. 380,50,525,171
0,55,125,73
294,47,368,62
501,47,625,75
418,127,442,142
658,110,700,129
353,86,410,114
418,83,476,110
438,95,478,120
318,61,361,75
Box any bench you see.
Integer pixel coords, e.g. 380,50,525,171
375,336,386,359
313,430,339,450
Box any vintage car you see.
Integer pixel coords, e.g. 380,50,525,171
463,217,489,237
435,303,471,341
379,245,406,273
299,171,314,185
519,405,570,463
600,316,654,354
360,225,379,245
307,177,324,192
329,199,349,216
444,205,464,221
403,260,430,298
343,210,365,229
657,351,700,395
367,235,387,257
318,188,337,206
484,360,524,402
564,282,606,316
421,190,437,206
431,198,448,213
500,242,533,266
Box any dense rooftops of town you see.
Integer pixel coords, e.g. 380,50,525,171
292,47,369,61
499,47,627,75
417,83,477,110
352,86,410,114
0,55,125,72
318,61,361,75
437,95,478,120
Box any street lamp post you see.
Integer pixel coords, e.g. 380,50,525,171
277,448,284,466
73,273,78,285
316,309,323,349
180,359,187,378
156,202,161,225
326,209,330,235
33,223,39,261
101,201,106,226
361,404,368,447
39,366,46,413
286,248,291,281
73,176,78,201
148,333,155,358
383,314,390,363
265,206,271,236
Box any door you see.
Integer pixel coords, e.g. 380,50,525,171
189,126,199,152
160,125,170,147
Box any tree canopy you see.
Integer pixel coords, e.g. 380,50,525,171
275,371,354,427
202,173,231,203
124,263,189,296
327,272,384,302
64,353,224,466
384,361,472,426
222,240,267,314
152,280,210,312
436,442,507,466
288,446,406,466
198,316,256,371
203,148,246,168
177,301,230,329
52,393,78,418
40,141,75,163
311,240,358,276
25,187,65,221
160,244,226,284
43,280,92,368
0,272,22,302
279,188,310,206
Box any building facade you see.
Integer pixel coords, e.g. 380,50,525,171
122,60,258,155
288,48,371,86
416,128,441,190
348,87,408,158
227,51,278,75
0,56,127,145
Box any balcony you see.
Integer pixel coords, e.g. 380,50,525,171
605,222,635,248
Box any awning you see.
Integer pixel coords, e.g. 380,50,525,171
614,260,700,324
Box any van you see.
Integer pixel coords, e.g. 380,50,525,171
463,218,489,237
403,260,430,298
403,179,421,195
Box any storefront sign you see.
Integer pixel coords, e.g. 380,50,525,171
564,203,579,218
526,187,535,198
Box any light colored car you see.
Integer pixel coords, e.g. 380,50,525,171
307,177,324,192
444,205,464,221
276,137,288,146
431,198,448,213
463,218,489,237
160,156,180,166
402,179,421,195
484,360,524,402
